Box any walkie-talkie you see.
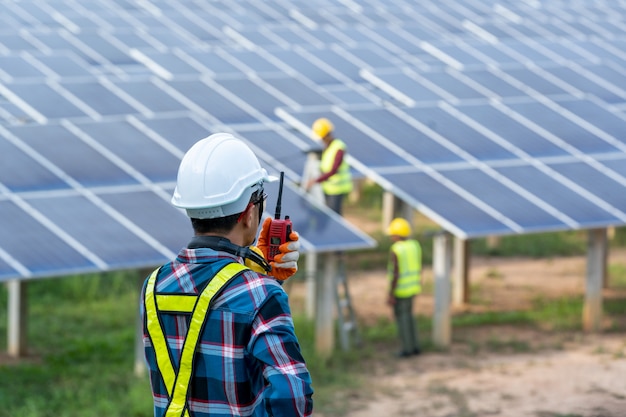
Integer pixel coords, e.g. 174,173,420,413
268,172,292,262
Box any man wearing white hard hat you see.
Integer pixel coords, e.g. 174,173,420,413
140,133,313,417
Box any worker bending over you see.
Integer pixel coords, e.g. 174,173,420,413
305,117,353,215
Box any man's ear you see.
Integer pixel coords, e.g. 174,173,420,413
241,205,256,229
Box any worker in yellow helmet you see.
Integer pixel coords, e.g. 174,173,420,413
386,217,422,358
305,117,353,214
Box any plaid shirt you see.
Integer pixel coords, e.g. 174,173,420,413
140,247,314,417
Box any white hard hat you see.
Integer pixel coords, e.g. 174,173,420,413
171,133,276,219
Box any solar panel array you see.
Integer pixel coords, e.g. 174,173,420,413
1,0,626,280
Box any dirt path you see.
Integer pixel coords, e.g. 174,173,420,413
341,332,626,417
288,249,626,417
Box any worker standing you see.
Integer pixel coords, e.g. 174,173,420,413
140,133,314,417
305,118,353,215
386,217,422,358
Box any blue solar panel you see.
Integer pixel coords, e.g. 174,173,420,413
362,69,443,103
1,82,89,120
0,56,47,80
134,115,210,152
0,256,19,281
504,100,622,155
345,107,465,164
548,161,626,211
268,48,345,85
0,136,66,192
27,195,167,267
381,171,517,237
467,43,524,66
495,164,623,226
402,106,520,161
259,76,335,107
4,0,626,281
111,79,190,114
437,168,572,232
32,53,93,78
70,119,181,182
0,200,97,277
453,103,569,157
541,66,626,104
70,32,136,66
460,68,528,98
215,78,286,121
4,123,138,187
232,127,310,180
60,79,140,117
182,49,244,76
166,79,257,124
223,49,285,74
99,189,191,254
132,50,206,77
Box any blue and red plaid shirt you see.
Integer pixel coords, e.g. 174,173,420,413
140,247,314,417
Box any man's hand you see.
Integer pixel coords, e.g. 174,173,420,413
257,217,300,281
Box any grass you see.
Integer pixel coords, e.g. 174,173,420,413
1,271,626,416
0,272,153,417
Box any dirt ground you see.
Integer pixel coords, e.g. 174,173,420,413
287,247,626,417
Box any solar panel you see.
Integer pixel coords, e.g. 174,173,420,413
0,56,48,80
4,123,139,187
1,82,90,121
2,0,625,287
29,52,94,78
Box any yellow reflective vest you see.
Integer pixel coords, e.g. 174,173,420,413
144,262,248,417
319,139,353,195
388,239,422,298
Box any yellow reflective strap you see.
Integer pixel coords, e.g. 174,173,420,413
145,268,178,396
165,263,248,417
157,294,197,313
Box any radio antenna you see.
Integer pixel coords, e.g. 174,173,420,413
275,172,284,220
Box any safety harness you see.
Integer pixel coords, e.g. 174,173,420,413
144,262,249,417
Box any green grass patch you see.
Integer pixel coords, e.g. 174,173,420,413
0,282,622,416
608,263,626,288
471,231,587,257
0,273,153,417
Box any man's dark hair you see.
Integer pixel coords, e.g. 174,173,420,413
190,187,265,234
191,213,239,234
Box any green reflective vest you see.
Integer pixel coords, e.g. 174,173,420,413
388,239,422,298
320,139,353,195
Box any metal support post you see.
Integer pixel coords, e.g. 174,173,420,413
583,228,607,332
335,254,360,350
8,279,27,357
433,233,453,348
315,252,336,358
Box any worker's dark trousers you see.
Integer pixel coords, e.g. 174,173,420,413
393,296,419,354
324,193,346,215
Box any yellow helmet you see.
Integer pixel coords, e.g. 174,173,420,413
312,117,334,139
387,218,411,237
